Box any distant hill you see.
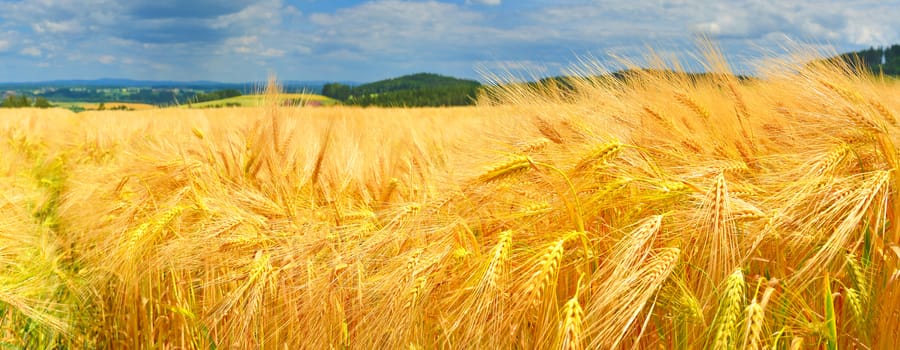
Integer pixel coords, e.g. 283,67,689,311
1,78,218,88
321,73,481,107
0,79,340,107
836,45,900,76
352,73,479,95
0,78,338,94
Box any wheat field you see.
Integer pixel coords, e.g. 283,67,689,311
2,49,900,349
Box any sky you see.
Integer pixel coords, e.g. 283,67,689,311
0,0,897,83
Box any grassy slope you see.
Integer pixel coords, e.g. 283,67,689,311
52,101,157,110
183,93,337,108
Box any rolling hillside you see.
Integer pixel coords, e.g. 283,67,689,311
322,73,481,107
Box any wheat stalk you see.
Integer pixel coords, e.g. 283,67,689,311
681,139,703,154
727,81,749,118
845,252,869,299
645,248,681,288
819,79,864,103
534,117,564,144
712,269,745,350
844,106,882,132
404,276,428,310
574,141,622,172
845,287,864,329
743,300,764,350
342,208,377,222
478,155,533,183
517,137,552,153
519,201,552,217
485,230,513,290
560,290,584,350
674,92,711,120
615,215,663,276
869,98,897,125
522,238,566,307
812,143,851,176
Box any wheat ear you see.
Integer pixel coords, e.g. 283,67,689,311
712,269,745,350
674,92,710,120
478,155,533,183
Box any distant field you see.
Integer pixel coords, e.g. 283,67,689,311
47,94,336,112
183,93,337,108
52,101,157,111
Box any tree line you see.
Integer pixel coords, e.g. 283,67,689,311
190,89,242,103
1,95,52,108
839,45,900,76
321,73,481,107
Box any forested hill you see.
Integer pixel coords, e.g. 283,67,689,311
321,73,481,107
838,45,900,75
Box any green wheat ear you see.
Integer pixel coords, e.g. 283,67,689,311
824,274,837,350
712,269,745,350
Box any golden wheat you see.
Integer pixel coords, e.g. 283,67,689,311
1,43,899,349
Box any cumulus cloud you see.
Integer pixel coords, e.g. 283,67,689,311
260,48,285,57
220,35,286,57
20,47,41,57
673,0,894,46
0,0,295,45
466,0,501,5
0,0,894,82
476,60,554,75
213,0,285,29
128,0,257,19
98,55,116,64
33,20,82,34
224,35,261,54
0,0,305,80
310,1,500,58
529,0,895,48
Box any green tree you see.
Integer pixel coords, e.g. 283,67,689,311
34,97,52,108
322,83,352,101
0,95,14,108
192,89,242,103
1,95,31,108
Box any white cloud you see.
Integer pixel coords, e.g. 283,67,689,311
310,0,492,57
221,35,286,57
260,48,285,57
33,20,82,34
20,47,42,57
211,0,284,30
225,35,260,54
838,5,898,46
466,0,501,5
0,0,895,82
692,22,721,36
476,60,552,74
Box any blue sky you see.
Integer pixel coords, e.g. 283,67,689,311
0,0,896,82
